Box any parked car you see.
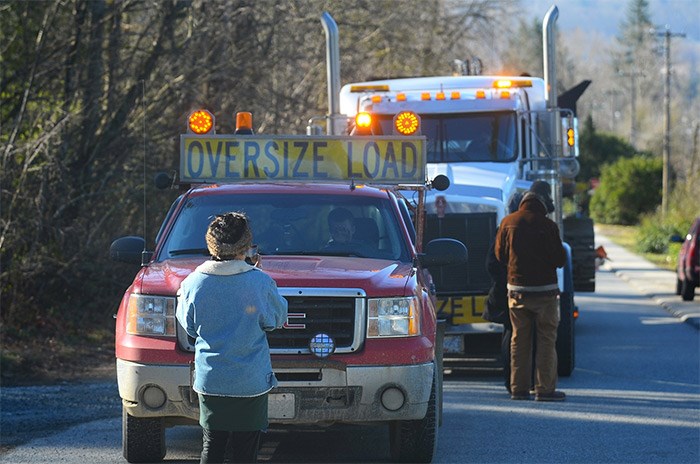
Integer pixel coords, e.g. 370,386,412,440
671,217,700,301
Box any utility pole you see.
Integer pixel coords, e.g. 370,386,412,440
652,25,685,216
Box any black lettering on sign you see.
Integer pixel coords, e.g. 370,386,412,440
450,297,465,313
470,297,483,318
244,141,260,177
346,141,361,179
381,142,399,178
263,141,280,177
401,142,418,177
225,141,240,178
187,141,204,178
363,142,380,179
312,141,328,178
292,141,309,178
205,141,223,177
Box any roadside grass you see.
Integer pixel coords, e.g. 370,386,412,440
596,223,680,271
0,326,115,386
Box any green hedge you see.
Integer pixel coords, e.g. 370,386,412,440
590,155,662,225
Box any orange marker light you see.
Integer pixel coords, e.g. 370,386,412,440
396,93,407,102
436,91,446,100
495,79,512,88
500,90,511,99
236,112,253,131
476,89,486,99
451,91,461,100
355,112,372,129
188,110,214,134
421,92,431,101
394,111,420,136
371,95,382,103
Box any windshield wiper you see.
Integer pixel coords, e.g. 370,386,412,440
169,248,211,256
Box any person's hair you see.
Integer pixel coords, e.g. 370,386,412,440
205,212,253,260
328,207,354,225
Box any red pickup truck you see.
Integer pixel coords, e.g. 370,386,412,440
110,117,466,463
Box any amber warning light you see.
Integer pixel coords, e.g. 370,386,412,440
188,110,214,135
394,111,420,136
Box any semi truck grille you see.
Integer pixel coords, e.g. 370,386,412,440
424,212,497,294
268,296,358,352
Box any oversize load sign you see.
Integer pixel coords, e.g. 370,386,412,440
180,135,425,184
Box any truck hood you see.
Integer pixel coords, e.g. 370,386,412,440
137,256,415,297
427,162,518,203
425,162,524,223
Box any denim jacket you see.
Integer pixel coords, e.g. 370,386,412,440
176,260,288,397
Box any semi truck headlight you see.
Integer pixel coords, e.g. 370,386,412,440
126,295,176,337
367,297,420,338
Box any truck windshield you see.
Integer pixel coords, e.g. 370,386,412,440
159,193,411,262
377,111,517,163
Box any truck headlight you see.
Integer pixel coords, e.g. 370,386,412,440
367,297,420,338
126,294,176,337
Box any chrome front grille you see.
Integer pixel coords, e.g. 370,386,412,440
270,288,365,354
176,287,366,354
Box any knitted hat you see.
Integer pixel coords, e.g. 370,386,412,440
205,212,253,260
529,180,552,200
526,180,555,213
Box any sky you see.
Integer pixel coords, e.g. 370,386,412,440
522,0,699,42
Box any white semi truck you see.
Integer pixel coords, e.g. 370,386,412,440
314,7,595,376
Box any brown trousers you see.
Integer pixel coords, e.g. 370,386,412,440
508,293,560,394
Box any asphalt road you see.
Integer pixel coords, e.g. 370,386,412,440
1,267,699,463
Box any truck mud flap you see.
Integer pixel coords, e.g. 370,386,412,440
564,216,596,293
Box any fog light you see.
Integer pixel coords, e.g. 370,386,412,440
381,387,405,411
309,333,335,358
142,385,166,409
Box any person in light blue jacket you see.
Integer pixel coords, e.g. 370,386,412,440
177,212,288,464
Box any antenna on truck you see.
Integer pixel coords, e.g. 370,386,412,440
141,79,150,267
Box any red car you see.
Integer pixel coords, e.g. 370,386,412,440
673,217,700,301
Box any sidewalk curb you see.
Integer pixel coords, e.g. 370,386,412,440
603,263,700,330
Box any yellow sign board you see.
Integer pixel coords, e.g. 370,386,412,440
180,135,425,184
437,295,488,324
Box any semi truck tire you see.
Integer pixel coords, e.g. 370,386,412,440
122,408,166,463
563,216,596,293
389,366,438,463
556,292,575,377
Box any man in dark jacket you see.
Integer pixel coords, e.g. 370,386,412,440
494,181,566,401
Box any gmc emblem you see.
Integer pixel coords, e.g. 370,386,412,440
283,312,306,329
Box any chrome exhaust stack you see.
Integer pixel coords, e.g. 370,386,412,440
543,5,558,110
321,12,345,135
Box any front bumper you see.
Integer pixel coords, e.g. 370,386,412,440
117,358,434,425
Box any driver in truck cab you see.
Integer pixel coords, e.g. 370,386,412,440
323,207,373,256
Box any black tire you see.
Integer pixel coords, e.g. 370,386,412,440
564,217,596,293
389,366,438,463
681,279,696,301
676,278,683,295
556,292,575,377
122,408,166,463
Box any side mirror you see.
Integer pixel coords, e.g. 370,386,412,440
418,238,468,267
110,236,151,265
670,234,684,243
